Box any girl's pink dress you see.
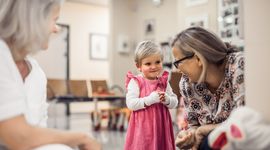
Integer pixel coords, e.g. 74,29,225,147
124,71,175,150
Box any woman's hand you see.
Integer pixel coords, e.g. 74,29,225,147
78,134,101,150
192,124,219,149
79,139,101,150
175,128,197,149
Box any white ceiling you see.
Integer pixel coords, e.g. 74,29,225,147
66,0,109,6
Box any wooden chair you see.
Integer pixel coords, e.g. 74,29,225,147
89,80,129,131
68,80,88,97
47,79,68,98
90,80,113,96
46,79,69,128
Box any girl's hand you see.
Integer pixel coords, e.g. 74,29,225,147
158,91,165,102
144,91,160,106
175,128,196,149
158,91,170,105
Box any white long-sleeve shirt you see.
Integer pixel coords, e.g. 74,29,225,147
0,39,48,127
126,78,178,111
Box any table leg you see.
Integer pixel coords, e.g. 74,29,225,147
65,102,70,129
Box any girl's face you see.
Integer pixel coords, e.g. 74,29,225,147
137,54,163,80
172,47,202,82
42,6,60,50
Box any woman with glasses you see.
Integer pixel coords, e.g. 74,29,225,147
171,27,245,149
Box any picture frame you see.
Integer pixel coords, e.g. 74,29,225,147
217,0,244,49
144,19,156,35
185,14,208,28
185,0,208,7
89,33,108,60
160,42,173,69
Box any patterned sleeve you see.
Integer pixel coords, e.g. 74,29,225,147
179,76,200,127
231,52,245,107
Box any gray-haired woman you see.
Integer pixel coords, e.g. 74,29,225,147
171,27,245,149
0,0,100,150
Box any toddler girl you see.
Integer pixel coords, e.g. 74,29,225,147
124,41,178,150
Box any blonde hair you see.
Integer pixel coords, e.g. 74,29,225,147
134,41,163,66
171,27,239,82
0,0,62,60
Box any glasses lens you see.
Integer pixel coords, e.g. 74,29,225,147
173,54,194,68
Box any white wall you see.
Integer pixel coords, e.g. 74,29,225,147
176,0,218,33
244,0,270,121
109,0,137,87
60,2,109,80
35,2,110,80
134,0,178,43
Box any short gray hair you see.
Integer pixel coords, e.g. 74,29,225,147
171,27,239,82
134,41,163,66
0,0,62,59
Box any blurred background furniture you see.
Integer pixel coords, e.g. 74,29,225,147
47,79,68,99
89,80,128,131
47,78,127,130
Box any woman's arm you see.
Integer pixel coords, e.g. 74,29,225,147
175,126,198,149
0,115,101,150
231,52,245,107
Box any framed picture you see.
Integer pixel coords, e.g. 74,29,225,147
185,0,208,7
144,19,155,35
90,34,108,60
185,14,208,28
160,42,173,69
218,0,244,49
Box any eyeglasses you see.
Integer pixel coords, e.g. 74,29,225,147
173,54,194,68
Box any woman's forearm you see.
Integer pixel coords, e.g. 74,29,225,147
0,115,89,150
196,123,220,136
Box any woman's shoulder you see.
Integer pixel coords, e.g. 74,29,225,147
25,56,46,80
180,74,190,85
0,39,8,50
26,56,43,71
179,75,193,92
227,51,244,64
226,51,245,71
0,39,12,60
26,56,38,64
224,51,245,84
